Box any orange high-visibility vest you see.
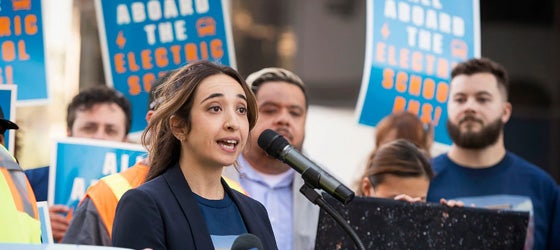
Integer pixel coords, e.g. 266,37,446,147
0,145,41,243
86,162,149,238
87,161,248,238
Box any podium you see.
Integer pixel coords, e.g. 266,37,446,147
315,196,529,249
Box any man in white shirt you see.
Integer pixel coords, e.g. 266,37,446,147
224,68,319,250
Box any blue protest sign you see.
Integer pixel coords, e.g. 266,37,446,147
356,0,480,144
48,137,147,212
0,0,48,104
0,84,18,154
95,0,236,133
36,201,53,244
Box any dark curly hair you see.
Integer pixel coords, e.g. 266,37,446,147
66,85,132,134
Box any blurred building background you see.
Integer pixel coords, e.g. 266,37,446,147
16,0,559,184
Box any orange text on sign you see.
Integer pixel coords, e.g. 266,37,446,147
381,68,449,104
0,15,38,37
392,96,443,125
381,68,448,125
375,42,458,79
0,65,15,84
125,71,170,96
1,40,30,62
114,38,224,74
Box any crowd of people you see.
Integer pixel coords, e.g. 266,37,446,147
0,58,558,249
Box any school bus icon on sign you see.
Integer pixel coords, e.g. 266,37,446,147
12,0,32,10
451,39,468,60
197,17,217,37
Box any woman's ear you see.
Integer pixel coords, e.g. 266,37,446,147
361,177,374,197
145,110,155,123
169,115,186,141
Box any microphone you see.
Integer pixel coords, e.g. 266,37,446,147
231,233,263,250
257,129,355,204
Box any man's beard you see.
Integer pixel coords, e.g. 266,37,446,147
447,116,503,149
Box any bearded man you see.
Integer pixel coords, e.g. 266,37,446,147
426,58,559,250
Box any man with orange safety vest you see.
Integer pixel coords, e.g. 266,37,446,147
25,85,133,242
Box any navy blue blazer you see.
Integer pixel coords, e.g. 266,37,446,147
112,164,278,250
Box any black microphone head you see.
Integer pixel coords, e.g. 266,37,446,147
257,129,290,159
231,233,264,250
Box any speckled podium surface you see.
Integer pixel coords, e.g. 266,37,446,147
315,196,528,249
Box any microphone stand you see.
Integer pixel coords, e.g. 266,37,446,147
300,183,366,250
